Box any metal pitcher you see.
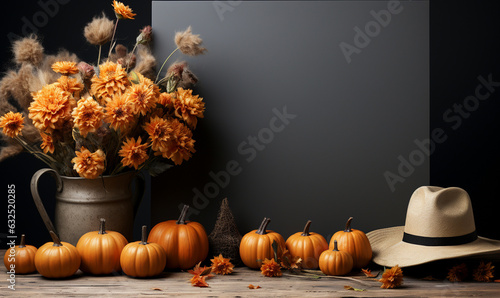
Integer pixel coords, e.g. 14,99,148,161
30,169,145,245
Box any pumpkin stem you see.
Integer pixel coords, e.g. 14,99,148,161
344,217,354,232
49,231,62,247
176,204,189,225
301,220,312,236
333,240,339,251
256,217,270,235
99,218,107,235
140,225,148,245
19,234,26,248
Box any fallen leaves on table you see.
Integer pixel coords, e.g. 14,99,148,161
378,265,404,289
188,262,213,287
248,284,261,289
473,261,495,282
361,268,377,278
280,249,302,273
344,285,365,292
447,263,468,282
151,287,163,291
210,254,234,275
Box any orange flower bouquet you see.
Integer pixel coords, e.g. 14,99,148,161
0,1,206,178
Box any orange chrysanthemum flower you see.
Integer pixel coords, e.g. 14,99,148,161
54,76,84,97
40,133,54,154
0,112,24,138
143,116,173,153
379,265,404,289
29,84,73,133
473,262,495,282
126,82,156,116
210,254,234,275
119,136,148,169
158,92,173,107
173,88,205,129
91,61,130,104
71,147,106,179
160,119,195,165
260,258,282,277
104,94,135,132
51,61,79,76
447,263,468,282
112,0,136,20
72,97,104,137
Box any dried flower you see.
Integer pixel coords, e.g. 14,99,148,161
72,97,104,137
157,92,173,108
84,13,115,46
190,275,209,287
12,35,44,66
52,61,79,76
104,94,135,132
112,0,136,20
77,62,95,81
54,76,84,97
132,46,156,80
0,112,24,138
161,119,195,165
172,88,205,129
379,265,404,289
473,261,495,282
91,61,130,104
119,136,148,169
72,147,106,179
143,116,173,153
126,81,157,116
40,133,54,154
447,263,468,282
137,25,152,45
175,26,207,56
210,254,234,275
29,84,73,133
280,249,302,272
260,258,282,277
188,262,213,287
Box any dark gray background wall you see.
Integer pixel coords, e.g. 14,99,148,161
0,0,499,248
151,1,429,239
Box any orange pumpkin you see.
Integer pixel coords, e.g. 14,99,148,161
3,234,37,274
319,240,353,276
329,217,372,268
286,220,328,269
148,205,209,270
120,225,167,278
76,218,128,275
239,217,286,269
35,231,81,278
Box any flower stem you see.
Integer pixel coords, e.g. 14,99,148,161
154,47,179,84
126,42,138,72
107,19,120,60
97,45,102,66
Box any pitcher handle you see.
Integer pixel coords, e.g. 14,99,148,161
132,171,146,218
30,168,62,236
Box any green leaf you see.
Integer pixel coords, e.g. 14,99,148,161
271,240,278,262
148,160,173,177
129,71,140,84
344,285,365,292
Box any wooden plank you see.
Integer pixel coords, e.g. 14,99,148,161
1,249,498,297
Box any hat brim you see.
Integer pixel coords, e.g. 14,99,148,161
367,226,500,267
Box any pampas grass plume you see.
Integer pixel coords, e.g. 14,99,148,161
12,35,44,66
84,13,115,46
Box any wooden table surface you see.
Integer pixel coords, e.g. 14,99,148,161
1,250,499,297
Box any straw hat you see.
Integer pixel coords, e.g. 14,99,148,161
367,186,500,267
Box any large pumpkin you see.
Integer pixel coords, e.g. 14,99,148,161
35,231,81,279
76,218,128,275
239,217,286,269
286,220,328,269
3,234,37,274
319,240,353,276
120,225,167,278
329,217,372,268
148,205,209,270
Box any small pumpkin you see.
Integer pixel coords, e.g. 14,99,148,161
35,231,81,278
76,218,128,275
148,205,209,270
286,220,328,269
319,240,353,276
120,225,167,278
239,217,286,269
329,217,372,268
3,234,37,274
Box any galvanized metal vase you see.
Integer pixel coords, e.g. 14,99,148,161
30,168,145,245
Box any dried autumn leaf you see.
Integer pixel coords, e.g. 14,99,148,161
248,284,261,289
151,288,163,291
422,275,439,281
188,262,213,276
190,275,210,287
344,285,365,292
281,249,302,272
361,268,376,278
